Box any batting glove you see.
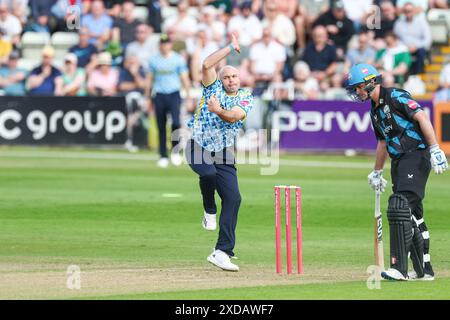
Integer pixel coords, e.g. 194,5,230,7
368,170,387,193
430,144,448,174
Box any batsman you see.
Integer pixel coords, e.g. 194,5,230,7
346,64,448,281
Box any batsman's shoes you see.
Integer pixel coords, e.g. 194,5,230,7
202,212,216,231
381,268,408,281
207,250,239,272
408,271,435,281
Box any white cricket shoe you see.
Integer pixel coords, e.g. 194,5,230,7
381,268,408,281
408,271,435,281
207,249,239,272
202,212,216,231
124,140,139,153
170,153,183,166
157,157,169,168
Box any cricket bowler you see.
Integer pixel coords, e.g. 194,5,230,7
345,63,448,281
185,34,253,272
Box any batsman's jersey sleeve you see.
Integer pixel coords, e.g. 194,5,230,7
392,90,423,119
371,87,427,158
187,79,254,152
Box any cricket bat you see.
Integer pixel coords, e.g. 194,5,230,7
374,190,385,271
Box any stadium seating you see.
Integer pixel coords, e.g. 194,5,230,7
133,6,149,22
428,9,450,44
20,32,50,59
428,9,450,29
51,32,80,60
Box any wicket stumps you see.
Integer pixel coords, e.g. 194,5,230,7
275,185,303,275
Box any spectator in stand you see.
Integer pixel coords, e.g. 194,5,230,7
374,31,411,86
26,46,63,96
69,27,98,74
262,0,296,48
162,1,198,44
345,30,377,69
118,55,146,96
24,13,51,34
302,25,338,90
111,0,140,49
228,1,262,47
393,2,431,75
312,0,355,60
2,0,29,25
272,0,298,18
0,51,26,96
0,3,22,46
81,0,91,14
126,23,159,72
298,0,329,25
118,55,147,153
331,29,377,88
289,60,320,100
434,62,450,101
0,28,12,64
396,0,428,14
243,0,264,16
87,51,119,96
237,58,255,88
190,28,220,85
373,0,398,46
61,53,87,96
50,0,83,32
198,5,226,45
342,0,373,32
294,0,329,53
104,0,122,17
81,0,113,48
29,0,56,21
249,27,286,95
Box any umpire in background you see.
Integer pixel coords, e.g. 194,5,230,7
146,34,193,168
346,63,448,281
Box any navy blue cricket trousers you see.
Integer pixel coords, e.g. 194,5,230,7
154,92,181,158
186,139,241,257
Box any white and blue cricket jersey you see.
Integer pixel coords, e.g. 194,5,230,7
187,79,253,152
148,52,188,94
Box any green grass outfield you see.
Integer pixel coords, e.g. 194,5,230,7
1,146,449,300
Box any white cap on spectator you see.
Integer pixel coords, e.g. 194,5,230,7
202,5,216,16
294,61,311,76
64,52,78,64
98,52,112,65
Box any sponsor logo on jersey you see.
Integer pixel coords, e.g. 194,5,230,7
239,100,249,107
407,100,419,110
